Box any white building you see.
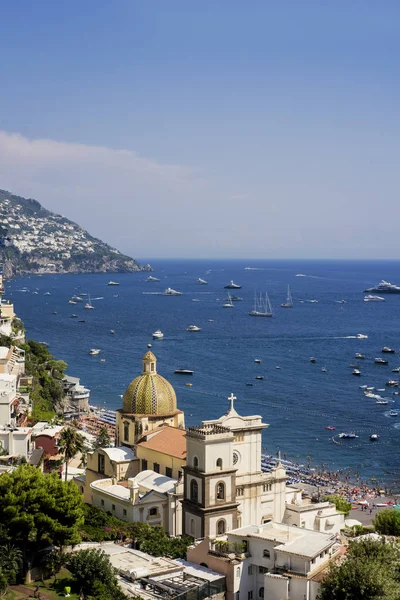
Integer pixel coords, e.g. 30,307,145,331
0,425,33,457
89,469,183,537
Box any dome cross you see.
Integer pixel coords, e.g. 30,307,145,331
228,393,237,411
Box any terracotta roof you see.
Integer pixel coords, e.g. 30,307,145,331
137,426,187,460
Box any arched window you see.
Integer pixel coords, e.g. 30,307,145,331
217,519,226,535
263,549,270,558
124,421,129,441
216,482,225,500
236,567,241,578
259,588,264,599
200,563,208,568
151,363,155,372
190,479,198,502
190,519,195,535
193,456,199,468
216,458,223,469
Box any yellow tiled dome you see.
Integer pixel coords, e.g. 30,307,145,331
122,352,177,415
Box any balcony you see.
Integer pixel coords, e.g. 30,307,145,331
209,539,249,559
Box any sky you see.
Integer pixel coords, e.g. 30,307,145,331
0,1,400,259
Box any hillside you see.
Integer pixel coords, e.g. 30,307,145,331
0,189,151,277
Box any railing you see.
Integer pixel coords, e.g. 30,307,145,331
209,540,248,558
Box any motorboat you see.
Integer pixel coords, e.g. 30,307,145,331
254,359,262,364
376,400,389,405
310,357,317,363
392,367,400,373
382,347,396,353
352,369,361,376
152,330,164,339
375,358,388,365
52,311,57,315
146,276,160,282
363,280,400,293
338,432,358,439
72,295,83,302
78,319,85,323
230,295,243,301
89,349,101,355
174,369,194,375
356,334,368,339
110,329,115,334
325,426,336,431
187,325,201,332
196,278,208,285
100,358,105,362
355,353,365,359
246,383,254,386
359,385,368,389
370,434,379,441
386,380,399,387
249,292,273,317
44,292,51,296
223,294,234,308
321,367,327,372
364,295,385,302
68,300,77,305
224,280,242,289
70,314,78,318
185,382,192,387
280,285,293,308
349,363,360,368
389,410,398,417
276,366,281,370
108,281,120,286
255,375,264,380
163,287,182,296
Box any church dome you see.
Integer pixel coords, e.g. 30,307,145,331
122,351,177,415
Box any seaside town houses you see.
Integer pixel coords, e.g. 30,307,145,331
75,350,345,600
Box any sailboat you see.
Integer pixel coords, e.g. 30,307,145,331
249,292,273,317
281,285,293,308
222,293,234,308
84,294,94,309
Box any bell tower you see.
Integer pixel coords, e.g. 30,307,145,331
182,422,239,539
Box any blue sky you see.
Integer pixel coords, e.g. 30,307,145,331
0,1,399,258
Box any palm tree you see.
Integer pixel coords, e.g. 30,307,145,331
0,544,23,584
59,427,85,482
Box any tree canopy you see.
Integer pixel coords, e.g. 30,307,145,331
322,494,352,515
59,427,86,481
318,538,400,600
373,508,400,536
67,548,122,597
0,465,84,576
93,426,111,450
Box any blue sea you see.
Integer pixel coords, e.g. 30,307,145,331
7,259,400,490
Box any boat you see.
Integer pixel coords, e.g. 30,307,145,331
254,359,262,364
174,369,194,375
389,410,398,417
375,358,389,365
386,380,399,387
276,366,281,370
364,295,385,302
152,330,164,340
223,294,234,308
84,295,94,309
68,300,77,304
72,295,83,302
224,280,242,289
230,295,243,301
376,400,389,405
147,343,152,348
89,349,101,355
280,285,293,308
44,292,51,296
321,367,327,373
325,426,336,431
310,357,317,363
246,383,254,386
108,281,120,286
163,287,182,296
370,434,379,441
70,314,78,318
338,432,358,439
255,375,264,380
100,358,106,362
356,334,368,339
187,325,201,332
392,367,400,373
249,292,273,317
110,329,115,335
352,369,361,376
52,311,57,315
78,319,85,323
185,383,192,387
355,353,365,359
196,278,208,285
382,347,396,353
359,384,368,389
146,276,160,282
363,280,400,293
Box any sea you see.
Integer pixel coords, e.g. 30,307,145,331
6,259,400,490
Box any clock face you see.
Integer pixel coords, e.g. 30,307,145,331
233,451,239,465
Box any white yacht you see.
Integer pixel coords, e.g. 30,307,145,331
68,299,77,304
89,349,101,355
364,280,400,294
223,294,234,308
163,287,182,296
107,281,120,286
84,295,94,309
146,276,160,282
187,325,201,332
224,280,242,289
370,434,379,441
364,295,385,302
249,292,273,317
72,295,83,302
280,285,293,308
152,330,164,340
196,278,208,285
356,333,368,339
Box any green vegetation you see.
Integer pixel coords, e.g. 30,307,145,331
67,549,127,600
93,426,111,449
0,465,84,579
80,504,192,558
322,494,352,515
373,508,400,536
19,339,67,422
59,427,86,481
318,538,400,600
